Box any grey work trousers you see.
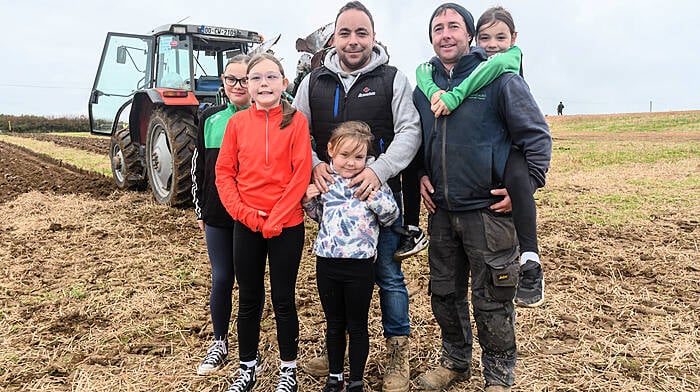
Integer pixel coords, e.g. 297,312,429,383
428,207,519,387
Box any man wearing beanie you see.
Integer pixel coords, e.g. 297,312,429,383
414,3,550,392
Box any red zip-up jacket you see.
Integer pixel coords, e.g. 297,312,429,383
215,103,312,238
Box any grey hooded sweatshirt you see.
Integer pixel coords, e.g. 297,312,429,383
292,44,422,186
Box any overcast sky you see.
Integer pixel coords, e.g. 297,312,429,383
1,0,698,117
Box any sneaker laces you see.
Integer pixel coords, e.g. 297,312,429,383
227,365,254,392
275,367,297,392
202,340,227,366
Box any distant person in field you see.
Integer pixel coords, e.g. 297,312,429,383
557,101,564,115
414,6,550,310
413,4,551,391
216,53,312,392
192,54,263,376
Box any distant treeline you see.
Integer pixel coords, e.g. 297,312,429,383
0,114,89,133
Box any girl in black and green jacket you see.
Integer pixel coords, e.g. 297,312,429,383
192,54,261,376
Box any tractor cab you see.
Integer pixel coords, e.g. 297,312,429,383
89,24,262,136
88,24,264,205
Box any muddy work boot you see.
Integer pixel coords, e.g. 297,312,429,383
382,336,410,392
416,365,469,390
301,348,329,377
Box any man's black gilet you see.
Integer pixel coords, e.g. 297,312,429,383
308,64,400,190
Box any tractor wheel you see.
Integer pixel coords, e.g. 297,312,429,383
145,107,197,206
110,127,145,190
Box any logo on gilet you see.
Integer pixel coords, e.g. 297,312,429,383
357,86,376,98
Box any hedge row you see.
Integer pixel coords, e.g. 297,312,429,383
0,115,90,133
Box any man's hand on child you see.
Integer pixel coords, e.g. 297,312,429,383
348,168,380,201
489,188,512,213
312,162,335,193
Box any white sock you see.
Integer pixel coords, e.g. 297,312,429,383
281,360,296,369
330,372,344,381
241,359,256,368
406,224,420,231
520,252,540,265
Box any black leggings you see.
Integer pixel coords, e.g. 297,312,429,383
204,225,235,340
503,148,539,255
317,257,375,382
234,222,304,362
401,153,422,227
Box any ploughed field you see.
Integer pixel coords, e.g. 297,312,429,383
0,111,698,391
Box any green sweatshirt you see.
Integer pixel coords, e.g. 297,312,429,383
416,45,522,111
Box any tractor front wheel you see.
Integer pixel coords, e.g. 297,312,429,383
145,107,196,206
110,127,145,190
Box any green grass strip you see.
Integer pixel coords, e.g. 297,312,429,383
0,134,111,176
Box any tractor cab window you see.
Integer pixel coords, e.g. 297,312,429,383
156,34,191,90
190,40,245,93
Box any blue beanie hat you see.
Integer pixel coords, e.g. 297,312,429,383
429,3,475,42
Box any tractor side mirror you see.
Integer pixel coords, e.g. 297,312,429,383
90,89,102,104
116,46,127,64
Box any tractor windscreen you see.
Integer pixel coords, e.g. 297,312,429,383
155,35,191,90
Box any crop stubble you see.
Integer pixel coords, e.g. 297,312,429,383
0,115,698,391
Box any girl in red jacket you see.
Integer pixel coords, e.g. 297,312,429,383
215,53,312,392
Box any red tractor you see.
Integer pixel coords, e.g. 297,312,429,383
89,24,266,206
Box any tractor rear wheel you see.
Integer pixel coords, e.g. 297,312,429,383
110,127,145,190
145,107,197,206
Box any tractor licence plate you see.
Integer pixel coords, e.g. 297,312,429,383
199,25,240,37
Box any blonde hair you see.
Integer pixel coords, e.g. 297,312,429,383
328,121,374,157
247,53,296,129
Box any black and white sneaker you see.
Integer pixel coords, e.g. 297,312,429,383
393,225,428,261
347,380,365,392
226,363,257,392
197,339,227,376
255,350,264,375
322,375,346,392
275,366,298,392
515,260,545,308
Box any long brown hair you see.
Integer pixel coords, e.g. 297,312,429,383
247,53,296,129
